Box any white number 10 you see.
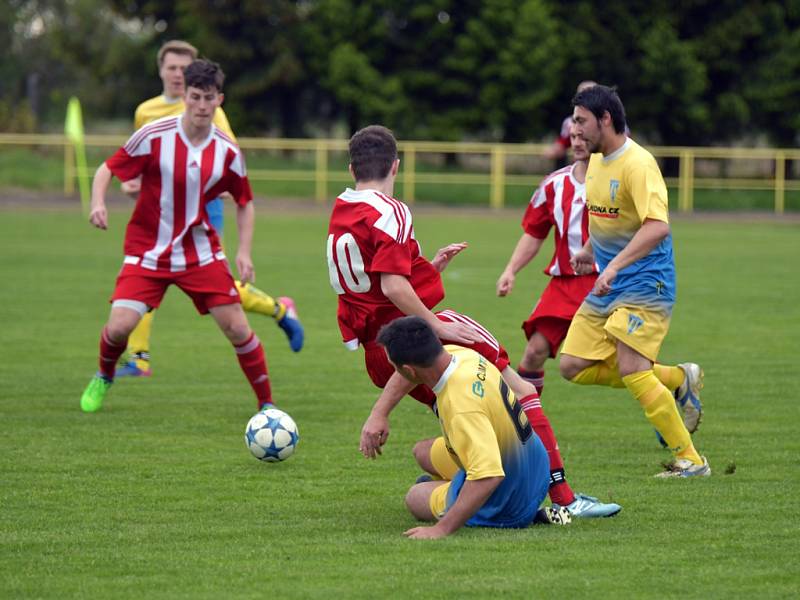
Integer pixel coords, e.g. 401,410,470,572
327,233,371,294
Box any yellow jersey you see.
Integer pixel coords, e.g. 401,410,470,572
133,95,237,142
584,137,675,311
433,345,549,528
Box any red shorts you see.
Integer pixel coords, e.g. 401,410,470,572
363,309,510,407
111,259,241,315
522,275,596,357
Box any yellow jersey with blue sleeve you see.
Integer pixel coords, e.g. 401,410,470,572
584,137,675,314
431,345,549,528
133,95,237,141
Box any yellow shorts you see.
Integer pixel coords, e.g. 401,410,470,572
428,437,461,519
561,303,671,363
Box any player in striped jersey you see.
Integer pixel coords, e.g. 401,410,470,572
80,60,276,413
117,40,302,379
329,126,619,518
497,127,597,399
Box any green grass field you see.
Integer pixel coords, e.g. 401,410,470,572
1,200,799,598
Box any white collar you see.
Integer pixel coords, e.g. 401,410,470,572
602,137,631,164
432,353,458,395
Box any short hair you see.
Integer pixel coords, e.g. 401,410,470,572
157,40,198,67
572,84,627,134
376,316,443,369
349,125,398,182
184,60,225,92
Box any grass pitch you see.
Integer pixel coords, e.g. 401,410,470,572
1,200,798,598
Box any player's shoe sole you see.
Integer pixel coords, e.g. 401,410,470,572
655,456,711,478
80,374,113,413
115,360,152,377
533,506,572,526
675,362,703,433
277,296,304,352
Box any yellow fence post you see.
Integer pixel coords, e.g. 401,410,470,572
64,141,75,195
490,146,505,209
774,151,785,215
686,149,694,213
315,140,328,205
403,143,416,204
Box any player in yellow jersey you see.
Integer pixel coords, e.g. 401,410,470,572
376,316,566,539
560,85,708,478
117,40,303,377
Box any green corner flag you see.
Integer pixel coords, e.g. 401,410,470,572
65,97,90,214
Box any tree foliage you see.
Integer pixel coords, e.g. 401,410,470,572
3,0,799,146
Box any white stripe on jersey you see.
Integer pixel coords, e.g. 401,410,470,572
338,188,412,243
142,131,177,270
566,180,587,263
437,310,500,354
551,177,566,276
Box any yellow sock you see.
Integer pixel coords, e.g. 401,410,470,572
127,310,154,366
653,363,685,393
235,282,284,319
571,360,625,388
622,370,702,464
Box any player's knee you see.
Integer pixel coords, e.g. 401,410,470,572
412,440,430,469
405,484,435,521
559,356,582,381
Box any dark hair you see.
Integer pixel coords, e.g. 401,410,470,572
184,59,225,92
376,316,443,368
572,84,626,134
349,125,398,181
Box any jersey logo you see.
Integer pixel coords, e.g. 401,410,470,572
627,313,644,334
655,281,665,296
472,381,485,398
609,179,620,202
189,160,200,169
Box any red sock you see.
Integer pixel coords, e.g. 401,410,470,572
234,333,272,408
518,368,545,397
99,326,127,380
519,393,575,507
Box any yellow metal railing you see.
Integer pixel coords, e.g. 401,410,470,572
1,133,798,213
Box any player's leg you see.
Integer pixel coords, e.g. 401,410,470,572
81,302,146,412
209,303,273,409
517,330,550,396
654,362,704,432
235,283,304,353
405,480,449,521
413,437,459,481
117,310,154,377
607,308,709,476
559,306,623,386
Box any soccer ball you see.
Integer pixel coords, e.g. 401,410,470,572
244,408,299,462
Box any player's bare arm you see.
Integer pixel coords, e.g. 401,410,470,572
430,242,468,272
380,273,482,345
121,177,141,198
403,476,503,539
593,218,670,296
497,234,545,296
569,240,595,275
235,201,255,284
359,371,414,459
89,162,113,230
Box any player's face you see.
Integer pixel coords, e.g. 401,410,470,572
159,52,193,98
569,126,590,161
572,106,602,154
183,86,223,128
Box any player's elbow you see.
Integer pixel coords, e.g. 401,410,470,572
644,218,670,241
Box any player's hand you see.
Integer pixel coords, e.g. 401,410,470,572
433,320,483,345
592,267,617,296
496,270,515,296
236,253,254,284
431,242,468,272
120,178,141,198
89,203,108,230
403,525,448,539
359,414,389,459
569,249,595,275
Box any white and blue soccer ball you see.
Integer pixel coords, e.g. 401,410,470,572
245,408,299,462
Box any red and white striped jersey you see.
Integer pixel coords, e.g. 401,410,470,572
105,115,253,272
327,188,444,348
522,164,597,277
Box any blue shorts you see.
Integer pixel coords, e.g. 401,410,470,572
206,198,225,236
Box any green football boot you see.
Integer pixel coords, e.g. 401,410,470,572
80,374,113,413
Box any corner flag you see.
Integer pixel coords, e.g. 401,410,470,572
65,97,90,214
